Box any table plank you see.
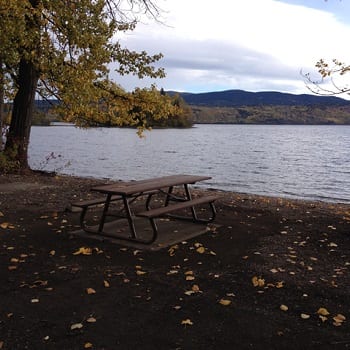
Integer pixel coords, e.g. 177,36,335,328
91,174,211,195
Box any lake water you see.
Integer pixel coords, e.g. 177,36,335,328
28,124,350,204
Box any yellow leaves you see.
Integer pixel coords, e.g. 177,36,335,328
181,319,193,326
136,270,147,276
185,271,195,281
103,280,110,288
70,323,83,330
73,247,103,255
168,244,179,256
252,276,265,288
280,305,288,312
333,314,346,326
196,246,205,254
317,308,330,316
73,247,92,256
219,299,231,306
184,284,201,296
86,288,96,295
0,222,15,229
193,242,216,256
135,265,147,276
86,317,96,323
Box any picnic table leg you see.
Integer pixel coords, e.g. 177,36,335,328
184,184,199,221
98,194,113,233
122,195,138,240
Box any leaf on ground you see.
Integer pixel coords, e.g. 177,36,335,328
275,281,284,289
301,313,310,319
319,315,328,322
0,211,4,217
86,288,96,295
181,319,193,326
185,284,201,295
49,250,56,256
280,305,288,311
84,343,93,349
333,314,346,326
252,276,265,287
186,275,195,281
136,270,147,276
196,246,206,254
0,222,9,229
86,317,96,323
70,323,83,330
168,245,179,256
219,299,231,306
317,308,330,316
103,280,110,288
8,266,17,271
73,247,92,256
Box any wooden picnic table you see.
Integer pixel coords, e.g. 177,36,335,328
72,174,219,244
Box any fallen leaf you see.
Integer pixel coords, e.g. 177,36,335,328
49,250,56,256
136,270,147,276
181,319,193,326
333,314,346,324
0,211,4,217
252,276,265,287
219,299,231,306
275,281,284,289
0,222,9,229
280,305,288,312
70,323,83,330
86,288,96,295
86,317,96,323
103,280,110,288
84,343,93,349
196,246,206,254
317,308,330,316
186,275,195,281
319,315,328,322
301,313,310,319
8,266,17,271
73,247,92,256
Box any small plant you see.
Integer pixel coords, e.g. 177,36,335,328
36,152,71,173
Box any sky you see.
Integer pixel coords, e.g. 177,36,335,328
115,0,350,96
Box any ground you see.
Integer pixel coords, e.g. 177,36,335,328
0,172,350,350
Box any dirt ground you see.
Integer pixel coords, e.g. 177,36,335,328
1,172,350,350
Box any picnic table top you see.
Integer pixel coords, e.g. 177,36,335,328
91,174,211,196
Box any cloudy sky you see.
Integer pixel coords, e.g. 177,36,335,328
115,0,350,96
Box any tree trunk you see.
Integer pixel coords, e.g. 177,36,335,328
0,66,4,151
5,59,39,169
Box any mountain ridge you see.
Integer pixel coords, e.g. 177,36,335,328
167,89,350,107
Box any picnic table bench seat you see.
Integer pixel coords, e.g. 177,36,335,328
136,195,219,219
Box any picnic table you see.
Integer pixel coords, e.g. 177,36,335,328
72,174,219,244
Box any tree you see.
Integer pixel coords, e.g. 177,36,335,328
0,0,176,171
303,59,350,96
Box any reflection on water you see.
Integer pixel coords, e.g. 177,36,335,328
29,124,350,203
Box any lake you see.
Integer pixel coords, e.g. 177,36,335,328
28,124,350,203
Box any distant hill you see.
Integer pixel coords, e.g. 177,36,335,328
168,89,350,107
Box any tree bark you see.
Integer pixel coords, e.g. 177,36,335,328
5,59,39,169
0,65,4,151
